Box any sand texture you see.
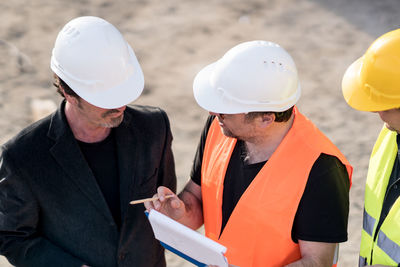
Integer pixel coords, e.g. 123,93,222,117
1,0,400,266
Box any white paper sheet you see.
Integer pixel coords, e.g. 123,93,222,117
147,209,228,267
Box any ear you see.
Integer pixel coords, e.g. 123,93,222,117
259,113,275,127
62,89,79,106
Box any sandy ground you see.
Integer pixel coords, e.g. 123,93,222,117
1,0,400,266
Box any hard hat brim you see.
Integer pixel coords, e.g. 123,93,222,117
194,62,246,114
193,62,300,114
52,45,144,109
342,57,396,112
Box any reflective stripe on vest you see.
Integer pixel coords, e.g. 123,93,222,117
362,208,400,264
359,256,367,267
201,106,352,267
363,208,376,237
377,230,400,263
360,126,400,265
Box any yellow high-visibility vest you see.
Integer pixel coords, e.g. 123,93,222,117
360,126,400,266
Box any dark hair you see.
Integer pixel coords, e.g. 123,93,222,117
245,106,294,122
53,74,79,98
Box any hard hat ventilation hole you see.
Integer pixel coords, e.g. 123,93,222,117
63,25,72,34
262,60,288,72
63,26,80,38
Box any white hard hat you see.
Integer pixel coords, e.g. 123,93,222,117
193,40,301,114
50,16,144,109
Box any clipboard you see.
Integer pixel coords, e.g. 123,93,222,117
146,209,228,267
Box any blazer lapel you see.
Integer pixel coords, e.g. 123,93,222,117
47,103,115,223
115,111,138,221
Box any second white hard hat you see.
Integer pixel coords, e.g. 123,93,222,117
193,40,301,114
51,16,144,109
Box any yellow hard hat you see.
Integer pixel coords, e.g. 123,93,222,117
342,29,400,111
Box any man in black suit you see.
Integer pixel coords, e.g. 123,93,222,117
0,16,176,267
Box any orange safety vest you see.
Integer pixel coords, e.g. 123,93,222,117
201,106,352,267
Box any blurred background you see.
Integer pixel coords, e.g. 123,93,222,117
1,0,400,266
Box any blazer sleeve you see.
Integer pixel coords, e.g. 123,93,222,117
0,147,85,267
157,109,177,194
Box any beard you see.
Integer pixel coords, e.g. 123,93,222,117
221,127,235,138
100,113,124,128
220,126,243,140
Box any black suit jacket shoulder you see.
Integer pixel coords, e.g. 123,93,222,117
0,102,176,267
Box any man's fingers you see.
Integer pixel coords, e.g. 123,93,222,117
154,200,161,210
143,193,160,211
170,199,181,209
143,201,152,211
157,186,172,201
146,186,185,221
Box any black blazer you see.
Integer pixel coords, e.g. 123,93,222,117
0,102,177,267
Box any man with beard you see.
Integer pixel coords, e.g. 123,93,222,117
146,41,352,267
0,16,176,267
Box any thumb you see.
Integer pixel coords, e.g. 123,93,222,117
170,199,181,209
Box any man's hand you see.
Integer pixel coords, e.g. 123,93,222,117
145,181,204,229
144,186,186,221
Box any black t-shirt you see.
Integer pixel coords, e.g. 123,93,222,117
191,116,350,243
78,130,121,229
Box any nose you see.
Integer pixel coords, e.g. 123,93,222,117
209,111,225,120
377,111,386,119
106,106,126,116
115,106,126,112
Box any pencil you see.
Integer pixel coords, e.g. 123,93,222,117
129,194,175,205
